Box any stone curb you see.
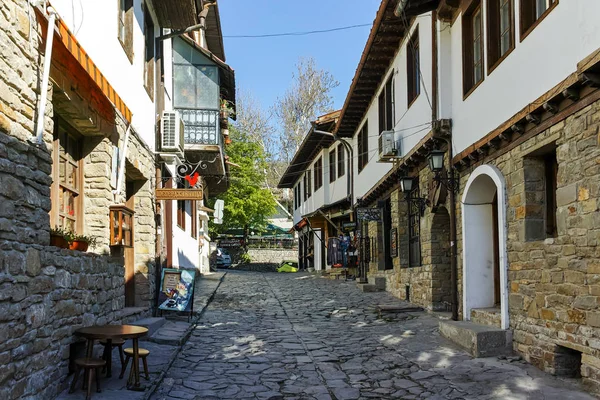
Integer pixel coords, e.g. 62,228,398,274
141,272,227,400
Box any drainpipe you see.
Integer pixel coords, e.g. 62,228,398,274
445,135,458,321
313,128,354,205
113,124,132,198
156,2,214,42
35,7,57,144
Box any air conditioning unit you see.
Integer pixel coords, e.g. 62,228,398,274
161,111,184,155
379,130,398,161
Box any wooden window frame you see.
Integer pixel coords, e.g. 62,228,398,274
378,75,394,154
313,157,323,191
143,4,155,100
50,118,84,234
307,171,312,199
329,150,336,183
519,0,558,42
407,28,421,107
487,0,515,74
544,151,558,238
358,121,369,173
337,144,345,178
118,0,134,63
462,1,485,99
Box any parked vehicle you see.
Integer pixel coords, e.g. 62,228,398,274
216,248,232,268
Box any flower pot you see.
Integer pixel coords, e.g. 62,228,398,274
50,234,68,249
69,240,89,252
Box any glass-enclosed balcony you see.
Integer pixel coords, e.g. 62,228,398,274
177,108,221,146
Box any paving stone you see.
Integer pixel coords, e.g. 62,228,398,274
148,271,594,400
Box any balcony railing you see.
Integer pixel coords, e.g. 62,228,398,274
177,108,221,146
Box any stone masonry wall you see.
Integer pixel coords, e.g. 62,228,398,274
456,98,600,391
366,169,453,311
247,248,298,264
0,2,155,398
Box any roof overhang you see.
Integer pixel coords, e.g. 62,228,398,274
277,111,340,188
149,0,199,29
335,0,439,138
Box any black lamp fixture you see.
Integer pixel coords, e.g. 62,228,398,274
427,149,459,192
399,176,428,215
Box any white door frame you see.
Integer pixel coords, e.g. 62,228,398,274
461,164,509,329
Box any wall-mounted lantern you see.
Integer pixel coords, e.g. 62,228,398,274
427,149,459,192
399,176,429,215
110,205,134,247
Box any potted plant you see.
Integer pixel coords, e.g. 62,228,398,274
220,99,234,120
69,234,97,252
49,227,69,249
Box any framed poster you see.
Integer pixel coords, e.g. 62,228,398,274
390,228,398,258
158,268,196,314
356,207,381,221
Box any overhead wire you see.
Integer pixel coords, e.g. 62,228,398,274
205,23,373,39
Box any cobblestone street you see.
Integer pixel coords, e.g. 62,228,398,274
151,271,593,400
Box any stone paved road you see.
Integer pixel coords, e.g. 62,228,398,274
151,271,593,400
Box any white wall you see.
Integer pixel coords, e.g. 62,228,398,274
51,0,157,150
171,200,200,270
450,1,600,155
353,17,434,202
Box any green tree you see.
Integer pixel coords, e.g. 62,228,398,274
209,126,277,245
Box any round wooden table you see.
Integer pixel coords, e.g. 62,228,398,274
74,325,148,390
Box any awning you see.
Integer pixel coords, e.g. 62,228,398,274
37,8,132,123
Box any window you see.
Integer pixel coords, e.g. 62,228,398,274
303,174,308,201
143,5,155,99
305,171,312,199
522,145,557,241
462,1,484,96
329,150,336,183
407,29,420,106
544,151,558,237
51,119,83,233
315,157,323,190
337,144,345,178
487,0,514,71
408,185,421,267
358,121,369,173
118,0,133,62
520,0,557,39
295,184,301,210
378,76,394,154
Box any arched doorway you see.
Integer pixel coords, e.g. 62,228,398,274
461,165,509,329
431,207,451,311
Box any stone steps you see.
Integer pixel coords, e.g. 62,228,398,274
470,307,502,328
439,320,513,358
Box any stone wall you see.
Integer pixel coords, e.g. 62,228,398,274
456,98,600,391
365,170,453,311
246,248,298,264
0,2,156,398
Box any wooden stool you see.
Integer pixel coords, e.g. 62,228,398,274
119,347,150,381
69,358,105,400
99,338,125,377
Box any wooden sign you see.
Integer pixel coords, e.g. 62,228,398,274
156,188,203,200
342,221,357,232
390,228,398,258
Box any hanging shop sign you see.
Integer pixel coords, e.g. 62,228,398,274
157,268,196,317
156,188,204,200
390,227,398,258
356,207,381,221
219,239,244,248
342,221,357,232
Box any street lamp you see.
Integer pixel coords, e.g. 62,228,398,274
427,150,459,192
399,176,428,215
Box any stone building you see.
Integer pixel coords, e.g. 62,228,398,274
0,0,184,397
279,0,600,394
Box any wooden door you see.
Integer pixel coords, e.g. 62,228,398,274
125,181,136,307
492,192,500,306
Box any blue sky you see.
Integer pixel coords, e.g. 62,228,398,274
218,0,381,113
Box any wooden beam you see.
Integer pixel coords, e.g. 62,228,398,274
526,113,541,125
580,72,600,87
562,87,580,102
543,101,559,114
